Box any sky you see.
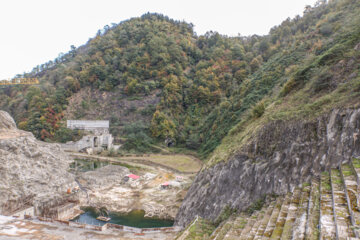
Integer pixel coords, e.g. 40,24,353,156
0,0,316,80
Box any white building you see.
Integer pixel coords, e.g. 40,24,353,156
67,120,109,134
62,120,120,153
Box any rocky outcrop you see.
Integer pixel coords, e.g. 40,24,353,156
0,111,76,215
77,164,187,220
78,164,130,190
175,108,360,227
0,111,16,130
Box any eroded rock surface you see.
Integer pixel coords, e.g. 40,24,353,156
77,164,190,220
0,111,76,215
175,108,360,227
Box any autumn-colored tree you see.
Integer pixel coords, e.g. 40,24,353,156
150,111,176,139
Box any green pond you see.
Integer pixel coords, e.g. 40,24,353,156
71,207,174,228
69,159,110,172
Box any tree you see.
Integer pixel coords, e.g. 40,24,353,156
150,111,176,139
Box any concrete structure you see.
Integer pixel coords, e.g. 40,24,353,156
61,134,114,152
56,203,80,220
63,119,121,153
12,206,35,219
67,120,109,134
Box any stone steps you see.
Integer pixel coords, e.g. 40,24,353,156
237,211,262,239
290,182,311,240
222,214,250,240
269,192,293,239
331,168,355,239
280,187,302,239
262,196,285,238
253,198,281,240
247,203,276,240
351,158,360,182
205,158,360,240
212,215,236,240
305,178,320,240
342,162,360,236
320,171,337,239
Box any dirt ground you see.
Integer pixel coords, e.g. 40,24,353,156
77,155,195,220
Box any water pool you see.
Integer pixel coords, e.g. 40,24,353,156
71,207,174,228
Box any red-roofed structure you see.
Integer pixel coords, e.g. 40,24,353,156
128,174,140,180
160,181,171,189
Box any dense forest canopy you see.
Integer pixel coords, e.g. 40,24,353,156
1,0,359,159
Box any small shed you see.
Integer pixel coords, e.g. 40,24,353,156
128,174,140,180
176,176,184,182
161,182,171,189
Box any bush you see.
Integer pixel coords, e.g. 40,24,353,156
54,127,83,143
214,205,236,227
280,78,296,96
140,104,156,116
121,121,160,153
312,68,333,93
319,23,333,36
251,102,265,118
247,196,265,214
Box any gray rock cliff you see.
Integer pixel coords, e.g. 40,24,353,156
175,108,360,227
0,111,76,215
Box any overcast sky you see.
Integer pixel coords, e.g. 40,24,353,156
0,0,316,79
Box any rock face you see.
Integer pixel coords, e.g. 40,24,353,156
77,165,188,220
0,111,16,130
175,108,360,227
78,165,130,190
0,111,76,215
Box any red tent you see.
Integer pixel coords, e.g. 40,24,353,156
128,174,140,180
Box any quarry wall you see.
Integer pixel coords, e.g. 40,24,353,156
175,108,360,227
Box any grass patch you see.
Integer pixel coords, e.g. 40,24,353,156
214,205,236,227
247,196,266,215
321,171,329,176
118,154,202,173
352,158,360,167
322,182,332,191
332,177,343,185
112,162,143,173
185,218,216,240
342,170,353,177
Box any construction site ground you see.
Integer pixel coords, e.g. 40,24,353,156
0,215,176,240
75,153,199,220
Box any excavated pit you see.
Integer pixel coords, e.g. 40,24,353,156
71,208,174,228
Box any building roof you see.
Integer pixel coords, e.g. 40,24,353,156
161,182,170,186
128,174,140,180
67,120,109,129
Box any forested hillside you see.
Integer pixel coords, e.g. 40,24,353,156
0,0,359,159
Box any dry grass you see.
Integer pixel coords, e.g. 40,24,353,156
119,154,203,173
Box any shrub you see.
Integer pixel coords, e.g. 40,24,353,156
312,68,333,93
251,102,265,118
247,196,265,214
319,23,333,36
214,205,236,227
54,127,83,143
280,78,297,96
